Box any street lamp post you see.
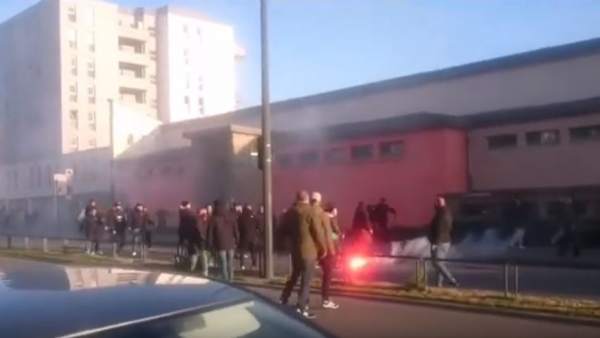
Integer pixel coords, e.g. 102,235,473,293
261,0,274,280
108,99,116,204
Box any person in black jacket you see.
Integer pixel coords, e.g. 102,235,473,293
208,200,239,281
178,201,208,275
238,204,259,270
129,203,153,258
429,196,458,287
107,202,128,253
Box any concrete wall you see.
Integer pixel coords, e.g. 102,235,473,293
272,128,469,229
267,53,600,131
469,113,600,191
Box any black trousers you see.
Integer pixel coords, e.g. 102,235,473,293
280,256,316,309
239,242,258,268
320,255,335,301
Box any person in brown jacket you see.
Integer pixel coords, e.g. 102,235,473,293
280,190,326,319
311,192,340,310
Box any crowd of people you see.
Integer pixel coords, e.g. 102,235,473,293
77,199,155,257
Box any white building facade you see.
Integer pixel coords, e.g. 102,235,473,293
157,7,238,123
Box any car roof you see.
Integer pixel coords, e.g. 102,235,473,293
0,257,250,338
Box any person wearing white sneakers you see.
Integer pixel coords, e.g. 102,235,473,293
311,192,340,310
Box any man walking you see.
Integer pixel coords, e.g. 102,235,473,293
238,204,259,270
311,192,340,310
208,200,239,281
108,202,128,254
429,195,458,287
372,198,397,240
280,191,326,319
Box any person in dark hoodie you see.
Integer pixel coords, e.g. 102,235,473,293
238,204,259,270
429,195,458,287
208,200,239,281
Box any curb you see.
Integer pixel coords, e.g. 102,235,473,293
234,280,600,328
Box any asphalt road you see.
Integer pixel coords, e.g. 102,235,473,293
246,286,600,338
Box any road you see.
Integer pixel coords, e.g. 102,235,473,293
246,286,600,338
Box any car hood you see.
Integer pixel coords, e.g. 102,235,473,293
0,257,248,338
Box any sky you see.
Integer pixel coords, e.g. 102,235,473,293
2,0,600,108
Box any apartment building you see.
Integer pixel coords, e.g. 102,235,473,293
0,0,240,235
157,7,238,123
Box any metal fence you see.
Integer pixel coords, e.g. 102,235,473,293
1,232,599,300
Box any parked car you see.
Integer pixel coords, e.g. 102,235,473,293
0,257,335,338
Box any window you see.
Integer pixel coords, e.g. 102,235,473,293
380,140,405,158
198,77,204,91
68,29,77,48
276,154,293,168
70,56,78,76
88,86,96,104
69,83,78,102
298,151,319,166
324,148,347,163
570,125,600,143
88,138,97,148
86,32,95,52
127,134,134,146
67,6,77,22
526,130,560,146
161,166,173,176
183,24,189,34
198,97,205,115
351,144,374,160
87,61,95,78
487,134,517,150
69,110,78,129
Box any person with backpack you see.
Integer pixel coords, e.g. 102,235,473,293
107,202,128,254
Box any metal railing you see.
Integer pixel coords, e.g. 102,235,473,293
2,232,599,299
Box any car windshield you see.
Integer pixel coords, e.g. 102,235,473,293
67,300,328,338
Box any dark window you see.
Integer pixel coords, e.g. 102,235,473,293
298,151,319,166
276,154,293,168
351,144,374,160
487,134,517,150
380,140,405,158
526,130,560,146
570,125,600,142
324,148,346,163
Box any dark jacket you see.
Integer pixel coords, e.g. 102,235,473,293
83,209,103,241
130,209,152,231
238,209,259,250
107,207,128,232
429,206,453,245
179,208,200,244
282,202,326,260
208,203,239,251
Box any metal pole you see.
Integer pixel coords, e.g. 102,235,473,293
504,263,509,297
260,0,274,280
108,99,116,204
514,264,520,296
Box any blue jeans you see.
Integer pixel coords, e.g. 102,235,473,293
218,250,235,281
431,243,457,286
